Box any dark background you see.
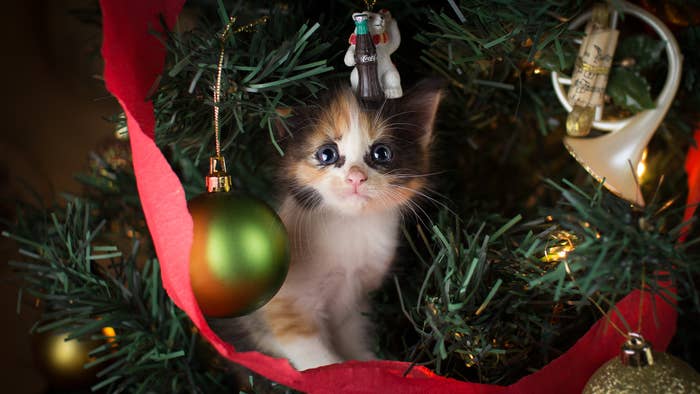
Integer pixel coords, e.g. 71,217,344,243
0,1,117,392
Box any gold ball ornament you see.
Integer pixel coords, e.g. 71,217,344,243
189,156,290,318
583,334,700,394
31,330,101,390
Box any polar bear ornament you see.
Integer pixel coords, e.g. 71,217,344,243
344,9,402,99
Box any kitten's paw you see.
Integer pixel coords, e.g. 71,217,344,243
282,336,344,371
294,354,343,371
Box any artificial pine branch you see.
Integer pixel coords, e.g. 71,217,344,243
3,198,230,393
526,179,699,308
5,0,700,390
151,1,338,179
389,179,699,384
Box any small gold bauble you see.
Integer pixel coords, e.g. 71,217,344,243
32,331,101,390
584,334,700,394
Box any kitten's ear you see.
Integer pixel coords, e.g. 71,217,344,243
275,107,294,141
399,78,445,147
274,106,314,143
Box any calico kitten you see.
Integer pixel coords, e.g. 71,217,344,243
213,79,443,371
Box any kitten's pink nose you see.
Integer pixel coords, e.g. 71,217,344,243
346,166,367,190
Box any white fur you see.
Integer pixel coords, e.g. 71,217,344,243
344,10,403,98
265,197,399,370
256,104,401,370
271,336,343,371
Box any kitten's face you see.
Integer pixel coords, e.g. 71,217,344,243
281,81,443,216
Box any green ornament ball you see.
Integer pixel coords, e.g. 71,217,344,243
188,192,289,317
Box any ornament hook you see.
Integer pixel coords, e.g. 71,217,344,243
207,15,268,194
621,332,654,367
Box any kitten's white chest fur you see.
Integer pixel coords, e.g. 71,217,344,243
253,197,399,370
278,196,399,311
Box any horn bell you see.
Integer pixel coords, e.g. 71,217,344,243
563,112,654,207
562,1,683,208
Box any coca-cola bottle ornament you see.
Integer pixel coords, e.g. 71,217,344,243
351,13,384,103
344,10,402,99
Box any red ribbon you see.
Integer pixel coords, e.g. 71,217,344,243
681,128,700,241
100,1,678,392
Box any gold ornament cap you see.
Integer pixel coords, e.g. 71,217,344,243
566,105,595,137
621,333,654,367
205,155,232,193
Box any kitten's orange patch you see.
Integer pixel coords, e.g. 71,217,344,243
264,297,318,341
318,90,385,142
294,161,325,185
324,91,354,140
391,178,426,205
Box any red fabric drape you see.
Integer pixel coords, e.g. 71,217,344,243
99,1,679,392
681,129,700,241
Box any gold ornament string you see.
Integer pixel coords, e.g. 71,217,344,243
637,263,646,334
560,259,630,340
212,15,269,157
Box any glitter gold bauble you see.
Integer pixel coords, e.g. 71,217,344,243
189,192,290,317
583,334,700,393
31,330,101,390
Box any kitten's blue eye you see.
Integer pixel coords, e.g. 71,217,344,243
316,144,339,165
371,144,392,163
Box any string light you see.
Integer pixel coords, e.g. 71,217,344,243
636,148,648,179
464,353,477,368
542,230,579,263
102,326,117,344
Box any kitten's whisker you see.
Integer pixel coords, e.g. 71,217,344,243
376,109,417,126
400,196,433,229
383,121,422,129
388,171,448,179
287,192,320,257
405,198,434,228
389,178,454,204
292,204,307,256
375,188,432,229
299,204,321,257
374,190,396,213
296,207,308,254
392,184,458,218
373,97,389,126
415,185,456,207
384,167,446,176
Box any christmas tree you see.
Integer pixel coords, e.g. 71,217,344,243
4,0,700,392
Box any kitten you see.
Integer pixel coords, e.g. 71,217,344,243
213,79,443,371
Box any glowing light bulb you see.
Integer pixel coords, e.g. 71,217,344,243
542,231,578,263
636,149,648,179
